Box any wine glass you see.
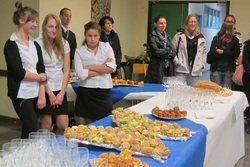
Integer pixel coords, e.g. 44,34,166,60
162,76,168,90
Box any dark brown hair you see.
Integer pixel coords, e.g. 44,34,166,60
224,14,236,23
217,22,234,39
83,21,101,45
59,8,71,16
98,16,114,29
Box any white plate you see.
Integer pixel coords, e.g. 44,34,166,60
152,113,186,120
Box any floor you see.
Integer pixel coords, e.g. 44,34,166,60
0,70,250,166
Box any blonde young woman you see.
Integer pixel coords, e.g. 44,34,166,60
36,14,70,135
172,14,207,86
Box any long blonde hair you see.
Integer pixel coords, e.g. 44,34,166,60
183,14,200,37
42,14,64,59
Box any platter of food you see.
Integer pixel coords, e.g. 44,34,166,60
193,80,232,97
97,149,149,167
152,113,186,120
68,78,77,83
112,77,144,87
211,87,232,97
64,125,170,163
151,106,187,120
112,107,192,141
113,83,142,87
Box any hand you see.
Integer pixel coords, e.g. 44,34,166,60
165,47,175,60
45,74,50,81
54,91,64,107
167,52,176,60
48,92,56,107
39,73,49,83
105,57,113,63
37,94,46,109
216,48,223,54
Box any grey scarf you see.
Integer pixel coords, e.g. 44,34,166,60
157,31,168,48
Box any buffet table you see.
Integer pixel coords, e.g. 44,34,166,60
67,82,165,104
128,91,249,167
67,82,249,166
81,114,208,167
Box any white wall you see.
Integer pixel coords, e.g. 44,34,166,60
189,3,227,52
189,3,227,71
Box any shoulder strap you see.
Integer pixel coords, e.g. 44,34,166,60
176,36,181,57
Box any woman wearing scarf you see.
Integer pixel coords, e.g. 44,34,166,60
145,15,175,84
207,22,240,88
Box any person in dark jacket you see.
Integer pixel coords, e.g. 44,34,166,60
145,15,175,84
60,8,77,69
99,16,122,78
207,22,240,88
242,38,250,133
4,1,48,138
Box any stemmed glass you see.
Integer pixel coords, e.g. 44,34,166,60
162,76,168,90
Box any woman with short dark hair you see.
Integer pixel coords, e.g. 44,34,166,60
99,16,122,78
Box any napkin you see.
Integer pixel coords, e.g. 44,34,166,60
195,110,216,119
214,96,230,103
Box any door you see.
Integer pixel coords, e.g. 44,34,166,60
148,2,188,38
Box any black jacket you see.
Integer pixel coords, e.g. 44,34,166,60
207,35,240,72
100,30,122,68
62,28,77,61
243,39,250,73
4,40,45,99
145,30,175,84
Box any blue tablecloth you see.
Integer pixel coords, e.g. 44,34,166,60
70,82,165,104
77,115,208,167
111,83,165,103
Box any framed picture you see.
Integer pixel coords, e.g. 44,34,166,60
91,0,111,22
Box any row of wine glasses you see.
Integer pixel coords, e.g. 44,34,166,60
162,76,186,89
165,85,214,110
0,130,107,167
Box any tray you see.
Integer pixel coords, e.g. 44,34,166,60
69,138,168,163
113,83,142,87
152,113,186,120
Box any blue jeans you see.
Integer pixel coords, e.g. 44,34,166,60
210,70,232,88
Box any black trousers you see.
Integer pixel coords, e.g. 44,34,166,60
11,98,40,138
243,72,250,119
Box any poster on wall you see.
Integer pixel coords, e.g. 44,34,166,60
91,0,111,22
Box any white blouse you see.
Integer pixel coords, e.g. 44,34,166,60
10,33,40,99
36,35,70,91
74,42,117,89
